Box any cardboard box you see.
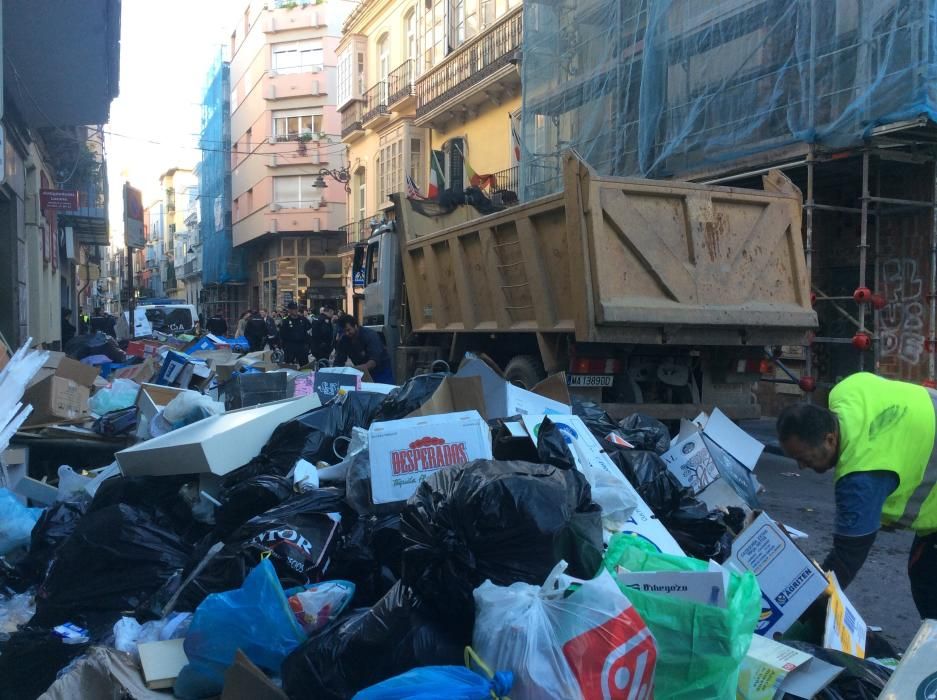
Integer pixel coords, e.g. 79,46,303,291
135,382,187,430
138,638,188,690
222,371,290,410
313,367,363,403
878,619,937,699
116,394,320,477
662,409,764,494
368,410,493,504
154,350,191,387
110,357,157,384
455,356,571,420
521,413,684,556
738,634,843,700
222,650,289,700
407,375,487,417
727,513,828,637
22,354,98,426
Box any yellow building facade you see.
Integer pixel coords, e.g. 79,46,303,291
336,0,522,316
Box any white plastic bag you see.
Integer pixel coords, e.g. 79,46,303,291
473,561,657,700
287,580,355,634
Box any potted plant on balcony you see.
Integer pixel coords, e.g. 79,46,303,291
296,131,313,155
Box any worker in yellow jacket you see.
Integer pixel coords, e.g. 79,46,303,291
777,372,937,620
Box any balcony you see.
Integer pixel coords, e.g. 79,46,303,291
340,101,365,142
415,6,522,129
387,59,416,112
362,82,389,128
488,165,520,206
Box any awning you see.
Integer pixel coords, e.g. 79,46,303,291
59,211,109,246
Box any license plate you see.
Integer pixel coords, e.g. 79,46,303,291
568,374,614,388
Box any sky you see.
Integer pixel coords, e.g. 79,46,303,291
106,0,241,246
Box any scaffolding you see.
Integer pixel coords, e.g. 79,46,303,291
198,52,247,328
520,0,937,387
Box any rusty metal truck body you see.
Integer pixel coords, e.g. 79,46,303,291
360,153,815,419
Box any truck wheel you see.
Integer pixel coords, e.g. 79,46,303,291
504,355,546,389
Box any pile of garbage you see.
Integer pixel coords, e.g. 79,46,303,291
0,339,929,699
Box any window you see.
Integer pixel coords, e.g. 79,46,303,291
357,51,366,94
336,49,352,105
272,40,324,74
378,130,405,203
273,176,317,208
297,276,309,288
422,0,446,68
409,136,424,189
297,238,308,257
355,168,366,223
405,9,417,65
169,224,177,235
451,0,466,45
377,34,390,84
366,240,380,284
273,110,323,141
282,239,295,256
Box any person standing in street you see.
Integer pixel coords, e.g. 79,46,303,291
244,310,268,353
333,314,394,383
309,306,336,362
206,311,228,337
261,309,280,350
279,302,311,365
60,308,76,346
776,372,937,620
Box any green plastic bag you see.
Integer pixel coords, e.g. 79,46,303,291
603,534,761,700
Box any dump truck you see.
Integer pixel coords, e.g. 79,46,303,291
357,152,816,419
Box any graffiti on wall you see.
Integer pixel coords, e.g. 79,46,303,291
879,257,926,367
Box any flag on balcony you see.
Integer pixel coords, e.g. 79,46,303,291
455,141,496,190
510,111,522,165
405,173,425,200
428,150,446,199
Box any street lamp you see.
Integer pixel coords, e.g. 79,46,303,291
313,167,352,193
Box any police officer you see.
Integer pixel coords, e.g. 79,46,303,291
777,372,937,619
279,302,311,365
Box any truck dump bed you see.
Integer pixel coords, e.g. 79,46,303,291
396,153,816,346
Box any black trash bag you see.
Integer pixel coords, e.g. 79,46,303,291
571,398,620,441
221,392,385,488
607,447,687,514
490,421,540,462
329,513,403,607
89,474,209,543
63,331,125,362
282,581,464,700
173,488,345,611
214,474,294,537
18,494,91,583
536,417,577,471
780,641,891,700
400,459,604,637
701,434,761,509
661,501,746,563
374,373,447,422
618,413,671,455
344,447,408,517
33,504,191,635
0,627,90,700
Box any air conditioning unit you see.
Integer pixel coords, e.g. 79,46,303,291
270,219,279,233
265,84,277,99
269,203,280,212
267,136,278,145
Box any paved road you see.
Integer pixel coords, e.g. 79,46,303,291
755,452,921,651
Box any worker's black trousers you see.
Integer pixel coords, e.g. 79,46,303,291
908,531,937,619
282,343,308,365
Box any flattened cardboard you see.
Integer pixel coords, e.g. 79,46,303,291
368,410,493,504
878,619,937,699
407,375,488,418
138,638,188,690
738,634,842,700
823,572,867,658
221,650,289,700
116,394,320,477
727,513,827,637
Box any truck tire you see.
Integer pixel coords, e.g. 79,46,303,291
504,355,546,389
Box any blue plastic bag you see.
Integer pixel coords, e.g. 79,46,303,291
174,559,309,699
353,665,512,700
0,488,42,555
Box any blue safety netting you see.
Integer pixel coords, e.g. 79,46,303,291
520,0,937,198
199,54,245,284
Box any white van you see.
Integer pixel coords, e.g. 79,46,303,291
124,304,198,336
